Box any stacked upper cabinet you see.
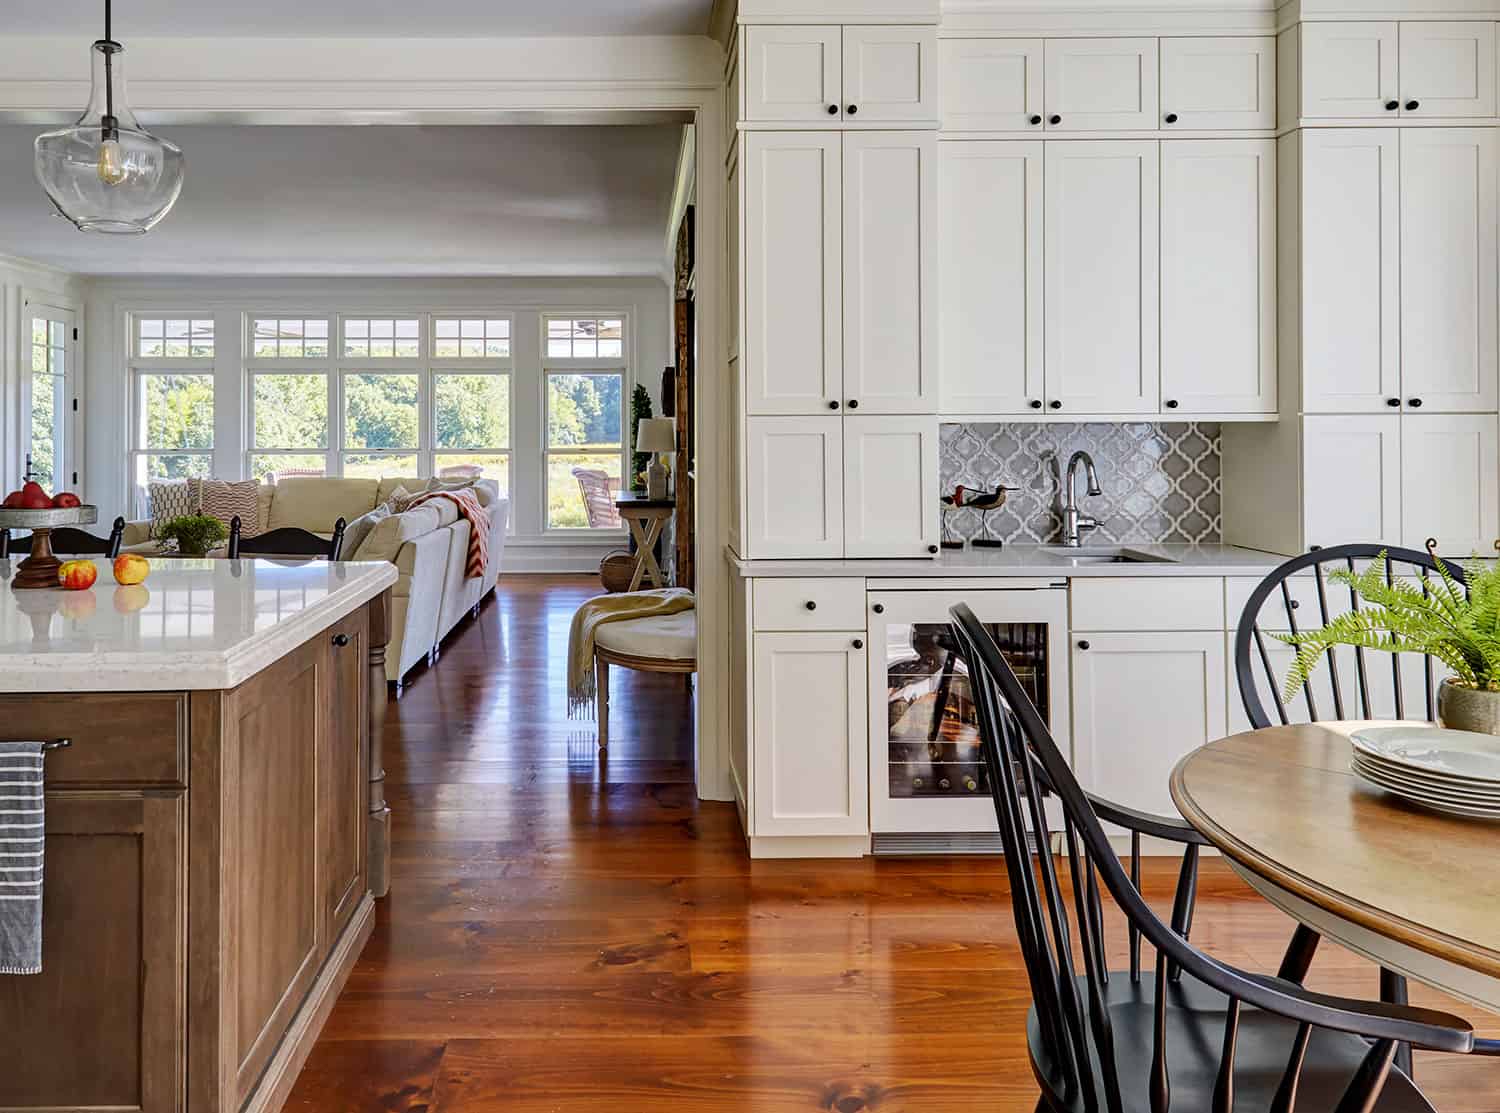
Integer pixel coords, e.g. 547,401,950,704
739,28,941,559
1296,21,1496,120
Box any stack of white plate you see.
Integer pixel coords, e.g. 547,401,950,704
1350,726,1500,820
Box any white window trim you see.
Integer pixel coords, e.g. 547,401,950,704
540,310,630,536
20,294,78,493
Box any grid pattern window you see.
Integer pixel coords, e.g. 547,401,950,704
251,318,330,359
250,372,330,481
343,317,420,359
543,314,626,530
434,373,511,494
132,372,215,487
341,372,420,478
434,317,511,359
28,318,68,492
137,317,214,359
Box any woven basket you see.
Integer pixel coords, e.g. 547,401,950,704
599,550,636,593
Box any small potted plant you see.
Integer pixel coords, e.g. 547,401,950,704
1278,551,1500,734
158,514,228,558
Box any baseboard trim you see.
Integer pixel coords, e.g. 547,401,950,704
241,893,375,1113
747,834,871,859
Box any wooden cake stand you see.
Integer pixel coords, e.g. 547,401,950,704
0,505,99,589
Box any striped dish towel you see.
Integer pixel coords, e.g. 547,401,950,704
0,742,45,976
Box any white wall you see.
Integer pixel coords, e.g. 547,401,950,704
0,252,85,497
82,275,672,572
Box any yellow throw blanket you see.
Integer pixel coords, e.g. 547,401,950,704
567,588,695,718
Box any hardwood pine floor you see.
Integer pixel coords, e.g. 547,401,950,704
286,574,1500,1111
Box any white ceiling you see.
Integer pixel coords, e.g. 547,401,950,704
4,0,715,37
0,124,686,277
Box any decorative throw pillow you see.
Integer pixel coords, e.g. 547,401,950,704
340,504,390,560
425,476,477,495
148,479,202,538
200,480,263,538
385,485,419,513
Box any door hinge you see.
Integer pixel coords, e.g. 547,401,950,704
72,327,78,342
71,398,78,412
71,472,78,485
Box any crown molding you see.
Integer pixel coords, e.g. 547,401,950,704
738,0,941,23
709,0,738,47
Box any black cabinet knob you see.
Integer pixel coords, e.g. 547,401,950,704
927,544,939,554
1164,112,1179,124
1048,114,1062,125
847,399,859,409
1049,400,1062,410
1029,114,1042,125
1029,399,1043,410
1408,398,1423,408
1405,100,1419,111
805,600,817,611
872,603,885,614
1289,599,1300,610
1077,640,1090,650
852,638,864,649
828,400,840,410
1165,399,1179,409
1386,397,1401,407
846,104,858,116
827,104,839,115
1385,100,1400,111
332,633,350,648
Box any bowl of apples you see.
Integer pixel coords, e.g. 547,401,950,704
0,481,98,589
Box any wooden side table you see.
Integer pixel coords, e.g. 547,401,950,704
614,494,674,591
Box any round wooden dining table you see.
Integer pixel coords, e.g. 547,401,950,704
1171,722,1500,1013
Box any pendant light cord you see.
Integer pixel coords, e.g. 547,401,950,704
102,0,116,137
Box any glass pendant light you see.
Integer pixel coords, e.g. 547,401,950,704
34,0,184,235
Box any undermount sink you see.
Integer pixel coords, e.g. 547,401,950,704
1038,547,1178,565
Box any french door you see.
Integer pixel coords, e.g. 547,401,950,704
22,299,77,494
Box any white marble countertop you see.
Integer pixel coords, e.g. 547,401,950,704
729,543,1290,579
0,557,398,692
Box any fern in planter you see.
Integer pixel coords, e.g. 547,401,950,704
159,514,228,557
1276,552,1500,701
629,384,653,493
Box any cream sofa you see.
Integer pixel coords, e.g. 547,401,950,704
123,476,508,692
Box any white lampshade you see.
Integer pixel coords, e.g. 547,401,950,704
636,417,676,454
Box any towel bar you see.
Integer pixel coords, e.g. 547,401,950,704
41,738,71,752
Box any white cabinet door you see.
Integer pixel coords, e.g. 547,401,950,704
1043,38,1159,130
752,632,868,837
1401,414,1499,554
1071,632,1226,823
1301,415,1401,549
745,416,843,558
843,415,939,558
743,133,842,415
1399,128,1499,413
940,38,1044,132
1160,140,1276,415
843,131,937,414
744,26,842,122
1398,22,1496,118
842,25,937,122
939,141,1043,414
1300,22,1399,118
1044,141,1160,415
1300,129,1401,413
1160,37,1277,130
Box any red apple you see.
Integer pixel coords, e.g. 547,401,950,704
51,491,81,509
1,491,22,509
58,559,98,591
18,482,51,510
113,553,150,586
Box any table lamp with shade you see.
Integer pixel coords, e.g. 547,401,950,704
635,417,676,500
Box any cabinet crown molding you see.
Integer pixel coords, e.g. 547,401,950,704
739,0,941,22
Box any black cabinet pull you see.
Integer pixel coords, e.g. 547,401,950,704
1049,400,1062,410
846,104,858,116
927,544,939,554
1405,99,1419,111
1165,399,1179,409
872,603,885,614
847,399,859,409
828,400,840,410
1077,640,1090,651
1164,112,1179,124
332,633,350,648
1029,399,1043,410
1386,397,1401,407
1408,398,1423,408
1385,100,1400,111
852,639,864,649
827,104,839,115
1028,114,1042,125
805,600,817,611
1048,114,1062,125
1289,599,1300,610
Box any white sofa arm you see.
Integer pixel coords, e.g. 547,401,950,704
386,528,452,684
482,497,509,597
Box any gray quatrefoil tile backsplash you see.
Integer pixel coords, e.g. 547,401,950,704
939,422,1223,547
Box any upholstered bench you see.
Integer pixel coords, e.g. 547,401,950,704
593,610,697,748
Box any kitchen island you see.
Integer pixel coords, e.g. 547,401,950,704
0,557,397,1113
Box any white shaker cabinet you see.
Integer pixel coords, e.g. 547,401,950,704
1159,37,1277,130
1398,128,1498,413
744,26,843,122
842,415,940,558
751,632,869,837
1160,139,1276,415
1044,140,1160,415
744,416,844,558
938,141,1043,414
939,38,1044,132
1301,415,1402,549
1043,38,1160,130
1396,22,1496,118
743,132,842,415
1299,22,1399,118
842,26,938,122
1071,631,1226,823
1400,415,1499,553
842,132,937,414
1300,129,1400,413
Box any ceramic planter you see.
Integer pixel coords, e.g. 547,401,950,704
1437,679,1500,736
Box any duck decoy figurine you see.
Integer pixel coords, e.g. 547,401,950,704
942,484,1020,549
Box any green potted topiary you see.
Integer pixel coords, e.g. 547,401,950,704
1278,551,1500,734
158,514,228,558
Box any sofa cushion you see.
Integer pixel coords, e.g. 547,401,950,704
201,480,263,538
595,611,698,661
148,479,202,537
269,477,379,533
341,504,390,559
354,504,444,563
